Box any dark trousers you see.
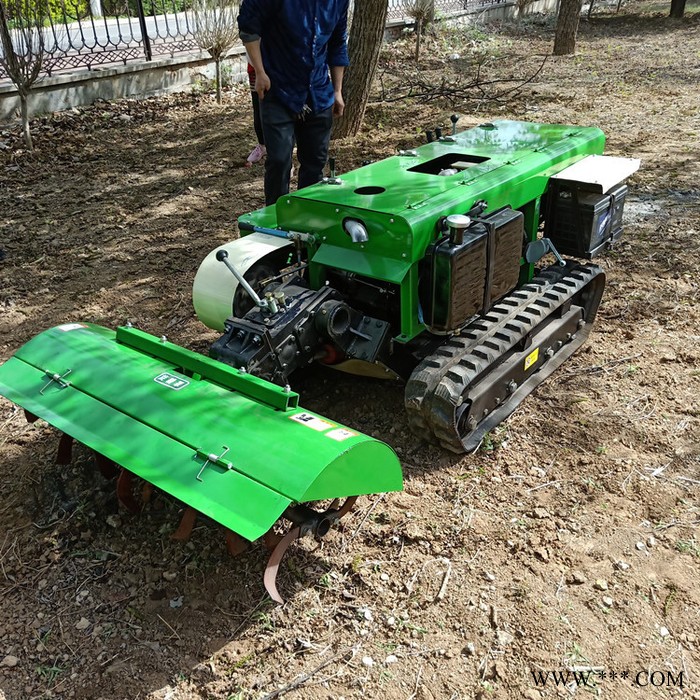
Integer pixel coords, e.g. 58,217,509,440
250,91,264,145
259,95,333,206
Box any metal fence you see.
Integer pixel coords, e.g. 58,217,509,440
387,0,509,20
0,0,199,81
0,0,508,84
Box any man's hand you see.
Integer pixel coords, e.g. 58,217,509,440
333,90,345,117
255,71,271,100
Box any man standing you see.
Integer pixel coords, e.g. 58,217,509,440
238,0,350,206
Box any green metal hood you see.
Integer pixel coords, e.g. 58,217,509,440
0,324,403,541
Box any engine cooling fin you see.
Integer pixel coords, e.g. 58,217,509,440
405,262,606,452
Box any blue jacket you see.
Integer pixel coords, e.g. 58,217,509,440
238,0,350,115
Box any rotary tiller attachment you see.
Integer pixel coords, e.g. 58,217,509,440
0,323,402,603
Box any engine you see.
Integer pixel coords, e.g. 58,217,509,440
211,274,392,383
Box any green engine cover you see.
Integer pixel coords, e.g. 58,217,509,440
239,120,606,341
0,323,403,541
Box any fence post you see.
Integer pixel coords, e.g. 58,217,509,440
135,0,153,61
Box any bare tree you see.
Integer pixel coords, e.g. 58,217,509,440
333,0,388,139
192,0,239,104
407,0,434,62
378,53,549,106
0,0,51,149
553,0,582,55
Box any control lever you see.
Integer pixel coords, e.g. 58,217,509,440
321,156,342,185
525,238,567,267
450,114,459,135
216,250,275,312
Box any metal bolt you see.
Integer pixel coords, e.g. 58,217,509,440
507,380,517,394
160,335,167,343
578,319,586,329
284,384,291,393
545,347,554,358
390,218,394,223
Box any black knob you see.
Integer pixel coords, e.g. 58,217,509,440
215,249,229,262
450,114,459,125
435,127,443,138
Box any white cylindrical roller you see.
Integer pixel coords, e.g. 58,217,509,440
192,232,292,331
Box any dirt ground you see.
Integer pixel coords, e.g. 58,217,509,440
1,5,699,700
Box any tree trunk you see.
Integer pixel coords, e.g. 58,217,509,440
415,18,422,62
669,0,686,17
20,92,33,150
332,0,389,139
553,0,582,56
215,58,222,104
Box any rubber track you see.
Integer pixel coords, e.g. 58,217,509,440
405,262,604,452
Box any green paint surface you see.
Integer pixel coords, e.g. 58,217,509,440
0,324,402,541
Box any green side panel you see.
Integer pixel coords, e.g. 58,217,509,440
0,324,403,539
0,358,290,542
311,244,411,284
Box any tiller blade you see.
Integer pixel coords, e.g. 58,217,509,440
263,496,358,603
0,323,402,602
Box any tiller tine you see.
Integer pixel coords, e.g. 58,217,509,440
264,526,302,604
262,529,284,552
93,451,120,480
171,506,198,542
56,432,74,465
264,496,358,604
116,468,141,514
225,530,249,556
142,481,155,504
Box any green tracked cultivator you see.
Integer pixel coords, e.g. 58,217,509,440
0,120,638,601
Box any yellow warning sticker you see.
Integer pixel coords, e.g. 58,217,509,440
524,347,539,371
289,412,335,432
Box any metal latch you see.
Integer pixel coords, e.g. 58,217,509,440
40,369,72,395
194,446,233,482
